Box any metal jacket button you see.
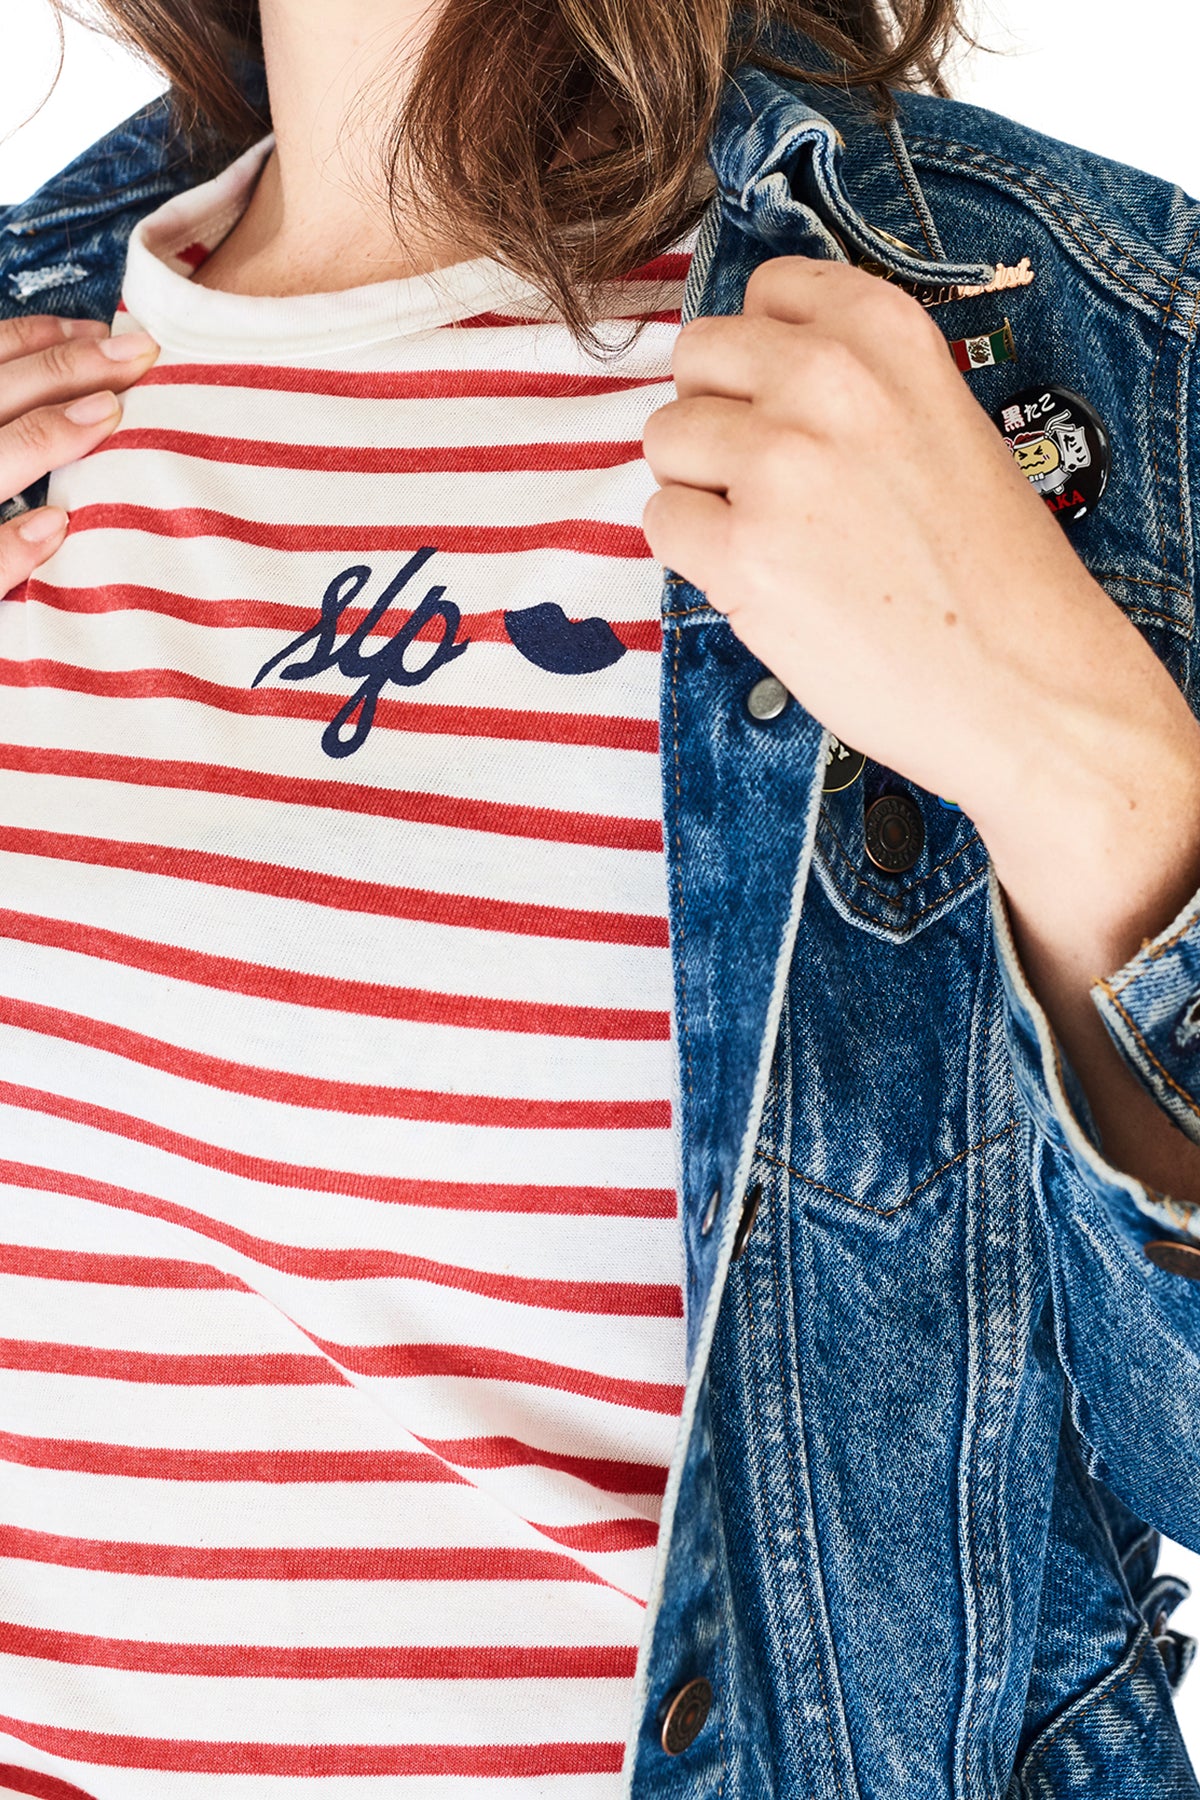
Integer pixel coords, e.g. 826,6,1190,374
864,793,925,873
661,1677,713,1755
746,675,789,721
1144,1240,1200,1279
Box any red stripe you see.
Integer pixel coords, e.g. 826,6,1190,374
0,998,670,1124
0,1244,243,1290
0,742,663,850
0,1525,633,1584
0,1329,684,1410
527,1516,659,1551
25,579,664,660
0,1721,624,1778
0,1766,98,1800
0,1433,457,1483
420,1435,668,1494
175,242,210,270
141,362,671,399
0,1158,682,1314
43,1335,675,1410
308,1340,684,1412
0,820,669,947
102,428,646,475
0,905,670,1040
622,252,692,281
0,656,662,766
0,1340,343,1386
0,1623,636,1679
0,1078,676,1214
67,503,651,559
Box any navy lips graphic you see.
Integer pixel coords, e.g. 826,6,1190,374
503,602,627,675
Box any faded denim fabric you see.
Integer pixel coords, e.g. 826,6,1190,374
4,22,1200,1795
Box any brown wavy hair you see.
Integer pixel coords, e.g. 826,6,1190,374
62,0,969,351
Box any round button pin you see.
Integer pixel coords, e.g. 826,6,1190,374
992,384,1110,524
864,793,925,873
823,735,866,793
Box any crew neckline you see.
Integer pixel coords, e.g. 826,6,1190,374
121,136,575,361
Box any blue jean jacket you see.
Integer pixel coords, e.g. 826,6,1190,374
5,22,1200,1796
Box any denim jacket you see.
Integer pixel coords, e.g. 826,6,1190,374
5,25,1200,1798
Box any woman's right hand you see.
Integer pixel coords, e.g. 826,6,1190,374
0,312,160,592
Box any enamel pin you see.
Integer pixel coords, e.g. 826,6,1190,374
992,384,1111,523
950,318,1016,373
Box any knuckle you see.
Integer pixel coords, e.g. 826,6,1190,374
39,338,79,388
1,313,55,357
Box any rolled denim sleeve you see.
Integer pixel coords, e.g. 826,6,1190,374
1090,887,1200,1147
988,866,1200,1548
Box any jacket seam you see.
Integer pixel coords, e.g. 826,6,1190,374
815,850,985,933
906,138,1197,311
764,1159,849,1799
1176,282,1200,603
1147,222,1200,570
883,124,940,259
959,988,994,1793
757,1122,1016,1217
905,141,1197,327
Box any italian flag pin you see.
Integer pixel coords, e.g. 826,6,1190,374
950,318,1016,373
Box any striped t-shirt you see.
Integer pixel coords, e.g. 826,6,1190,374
0,136,693,1797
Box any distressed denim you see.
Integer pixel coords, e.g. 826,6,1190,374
4,22,1200,1795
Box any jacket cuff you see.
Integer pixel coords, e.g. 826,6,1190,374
987,866,1191,1244
1090,884,1200,1149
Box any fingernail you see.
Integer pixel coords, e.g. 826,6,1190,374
65,391,120,425
98,330,158,363
61,317,109,339
18,507,69,543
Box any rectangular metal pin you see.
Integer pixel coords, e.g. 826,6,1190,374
950,317,1017,373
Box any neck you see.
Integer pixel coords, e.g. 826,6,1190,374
195,0,457,297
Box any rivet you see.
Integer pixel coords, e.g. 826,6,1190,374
745,675,789,722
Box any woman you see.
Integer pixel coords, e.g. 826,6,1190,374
1,0,1199,1793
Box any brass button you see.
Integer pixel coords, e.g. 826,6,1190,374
661,1676,713,1755
731,1184,762,1260
864,792,925,873
1144,1239,1200,1279
746,675,789,722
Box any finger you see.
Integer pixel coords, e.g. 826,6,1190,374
0,313,108,371
0,505,70,598
642,394,755,495
642,479,732,600
0,390,123,503
0,328,159,428
742,255,951,389
671,313,805,403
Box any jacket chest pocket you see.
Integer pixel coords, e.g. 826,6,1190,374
811,755,990,943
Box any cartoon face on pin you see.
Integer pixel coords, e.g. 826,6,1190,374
991,384,1111,525
1010,431,1061,483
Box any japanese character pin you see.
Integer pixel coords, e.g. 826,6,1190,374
992,384,1111,524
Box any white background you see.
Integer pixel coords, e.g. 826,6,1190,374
2,0,1200,1765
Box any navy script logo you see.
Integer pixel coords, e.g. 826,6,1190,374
252,549,469,758
252,548,630,758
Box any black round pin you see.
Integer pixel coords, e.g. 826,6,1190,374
991,385,1110,524
823,735,866,793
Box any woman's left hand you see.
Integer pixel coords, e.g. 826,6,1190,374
640,255,1187,840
